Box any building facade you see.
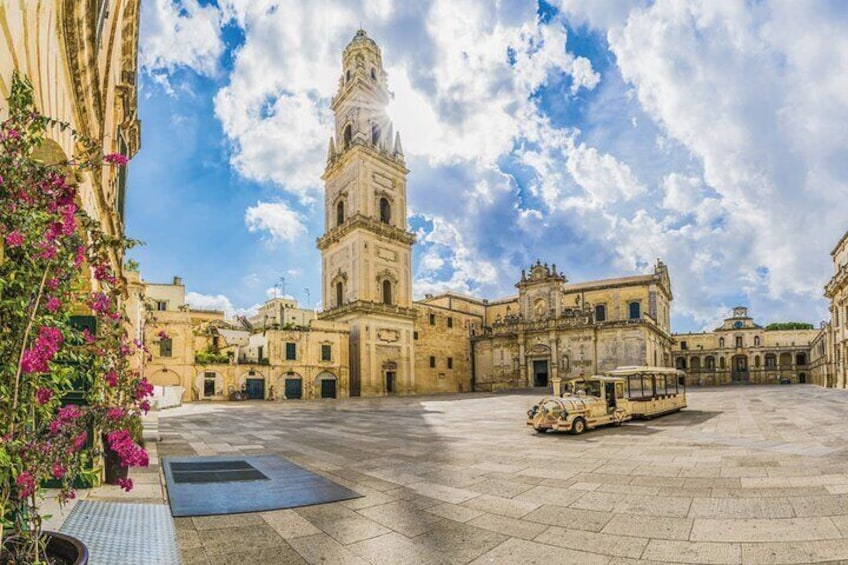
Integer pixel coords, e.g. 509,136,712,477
0,1,141,279
820,229,848,388
672,307,819,386
139,276,350,402
471,261,674,392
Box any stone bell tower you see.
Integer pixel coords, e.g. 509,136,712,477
317,30,416,397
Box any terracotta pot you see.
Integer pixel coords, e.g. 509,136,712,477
103,445,128,485
44,531,89,565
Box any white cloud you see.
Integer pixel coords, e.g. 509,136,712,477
570,57,600,93
244,201,306,243
662,173,707,213
565,141,646,203
185,291,260,319
140,0,225,78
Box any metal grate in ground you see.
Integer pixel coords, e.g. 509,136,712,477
60,501,179,565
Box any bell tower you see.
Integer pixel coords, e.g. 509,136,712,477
317,30,416,397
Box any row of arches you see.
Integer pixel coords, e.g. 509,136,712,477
676,352,808,371
335,197,392,227
333,278,395,308
194,370,340,400
341,122,384,152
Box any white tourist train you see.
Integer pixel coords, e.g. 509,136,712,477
526,366,687,434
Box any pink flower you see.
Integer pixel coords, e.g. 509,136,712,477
72,431,87,452
90,292,111,314
36,388,53,405
44,296,61,313
156,330,169,340
106,407,124,421
52,462,66,479
49,420,63,435
139,400,151,414
16,472,35,498
104,370,118,387
135,377,154,401
46,277,61,291
82,328,96,344
59,490,76,504
93,264,116,284
74,245,86,268
117,477,133,492
103,153,129,166
57,404,82,422
20,326,64,374
106,430,149,468
5,230,24,247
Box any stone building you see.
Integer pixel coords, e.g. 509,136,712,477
248,297,317,329
671,307,818,386
317,30,416,397
471,261,674,392
311,30,678,397
139,276,350,402
811,229,848,388
0,1,141,280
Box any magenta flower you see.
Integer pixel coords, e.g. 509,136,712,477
104,370,118,387
5,230,24,247
16,472,36,498
106,407,124,421
117,477,133,492
72,431,87,452
103,153,129,166
90,292,111,315
52,462,66,479
46,277,61,291
82,328,96,344
35,388,53,405
44,296,61,313
135,377,154,401
20,326,64,374
57,404,82,422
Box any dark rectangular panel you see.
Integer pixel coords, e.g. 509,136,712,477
170,460,253,472
172,469,269,484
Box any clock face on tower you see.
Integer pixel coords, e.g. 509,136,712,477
733,321,744,329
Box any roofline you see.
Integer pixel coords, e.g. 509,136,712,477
831,228,848,256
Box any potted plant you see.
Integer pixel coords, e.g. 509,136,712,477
0,74,151,564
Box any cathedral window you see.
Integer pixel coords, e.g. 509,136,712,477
675,357,686,370
429,313,436,325
382,279,392,305
595,304,606,322
379,197,391,224
371,123,381,146
343,124,352,149
346,69,351,83
429,356,436,368
335,281,344,307
754,336,760,346
336,200,345,226
719,337,725,348
447,317,453,328
706,356,715,370
628,302,640,319
736,336,743,348
447,357,453,369
754,355,760,367
371,67,376,80
719,357,726,369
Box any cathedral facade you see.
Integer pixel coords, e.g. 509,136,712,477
317,31,675,396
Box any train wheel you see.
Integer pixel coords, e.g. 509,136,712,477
570,418,586,435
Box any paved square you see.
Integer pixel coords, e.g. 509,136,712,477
160,386,848,564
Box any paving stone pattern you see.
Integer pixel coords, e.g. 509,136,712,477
160,386,848,564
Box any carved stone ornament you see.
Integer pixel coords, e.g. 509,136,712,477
377,329,400,342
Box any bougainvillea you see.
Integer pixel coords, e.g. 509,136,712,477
1,73,149,563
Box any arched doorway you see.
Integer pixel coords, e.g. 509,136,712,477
315,372,337,399
280,372,303,400
731,355,749,383
239,370,265,399
383,361,398,394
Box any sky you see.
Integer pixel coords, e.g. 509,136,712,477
127,0,848,333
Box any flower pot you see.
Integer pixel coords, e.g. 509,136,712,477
44,531,89,565
103,445,128,485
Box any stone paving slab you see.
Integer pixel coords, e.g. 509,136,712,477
158,387,848,564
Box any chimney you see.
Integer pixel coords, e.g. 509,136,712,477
173,276,182,286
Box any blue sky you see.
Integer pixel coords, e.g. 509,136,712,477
129,0,848,332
